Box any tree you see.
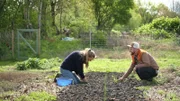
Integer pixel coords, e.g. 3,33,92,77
171,0,180,14
136,1,159,24
156,3,179,18
91,0,134,30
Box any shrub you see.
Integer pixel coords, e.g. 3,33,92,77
151,17,180,34
134,17,180,38
16,57,62,70
26,58,40,69
134,24,172,39
17,62,27,70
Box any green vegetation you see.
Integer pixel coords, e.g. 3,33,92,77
87,59,130,72
16,57,61,70
15,91,56,101
165,92,180,101
134,17,180,39
41,39,83,58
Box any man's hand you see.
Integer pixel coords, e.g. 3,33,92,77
133,66,137,73
118,77,125,81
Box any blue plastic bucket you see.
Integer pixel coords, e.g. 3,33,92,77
56,77,73,87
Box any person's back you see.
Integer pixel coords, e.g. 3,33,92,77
60,48,96,84
132,49,159,70
61,51,84,72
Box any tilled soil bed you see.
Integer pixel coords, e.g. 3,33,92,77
1,71,179,101
57,72,146,101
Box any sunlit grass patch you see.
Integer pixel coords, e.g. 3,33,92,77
85,58,130,73
15,91,56,101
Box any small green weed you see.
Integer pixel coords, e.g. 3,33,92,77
157,90,166,96
165,92,180,101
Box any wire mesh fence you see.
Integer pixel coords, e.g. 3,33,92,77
80,32,180,60
0,29,180,60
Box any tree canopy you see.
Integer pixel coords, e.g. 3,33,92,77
91,0,134,30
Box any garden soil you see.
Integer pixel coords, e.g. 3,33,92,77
0,71,180,101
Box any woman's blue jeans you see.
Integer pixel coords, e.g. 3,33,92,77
60,68,80,84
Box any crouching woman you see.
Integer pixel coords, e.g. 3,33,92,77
60,48,96,84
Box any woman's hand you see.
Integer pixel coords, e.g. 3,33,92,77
81,77,87,82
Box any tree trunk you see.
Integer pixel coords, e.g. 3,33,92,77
0,0,6,14
51,0,56,26
51,0,60,35
59,0,63,34
41,1,48,37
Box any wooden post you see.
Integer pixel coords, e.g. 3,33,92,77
12,29,14,58
38,0,42,57
38,28,41,56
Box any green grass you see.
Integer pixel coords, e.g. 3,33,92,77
157,58,180,69
165,92,180,101
86,59,130,73
41,39,83,58
15,91,56,101
0,61,16,66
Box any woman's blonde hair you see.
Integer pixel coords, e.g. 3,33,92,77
80,48,96,68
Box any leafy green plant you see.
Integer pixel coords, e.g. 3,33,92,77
157,90,166,96
16,62,27,70
26,58,40,69
16,57,61,70
165,92,180,101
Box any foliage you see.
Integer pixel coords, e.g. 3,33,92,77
135,25,171,39
15,91,56,101
69,18,91,37
127,9,142,30
156,3,180,18
91,0,134,30
16,57,61,70
0,42,11,60
135,1,158,24
135,1,180,26
134,17,180,39
151,17,180,34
